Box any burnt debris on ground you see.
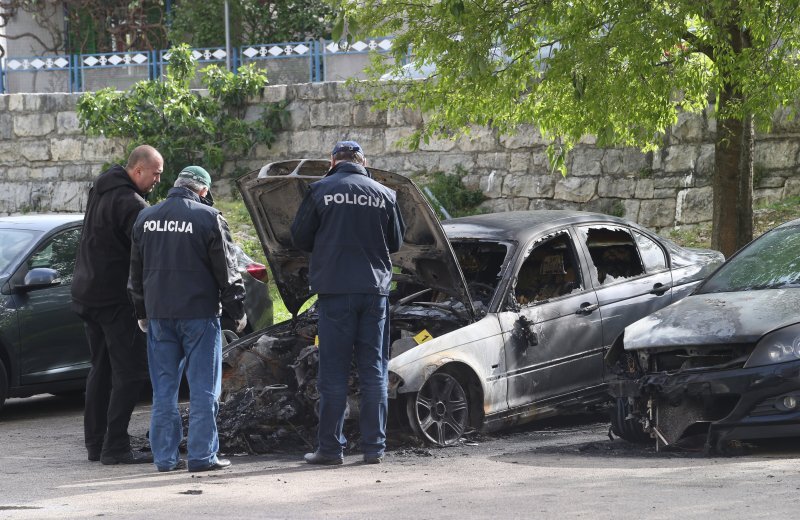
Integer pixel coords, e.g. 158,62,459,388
216,309,365,454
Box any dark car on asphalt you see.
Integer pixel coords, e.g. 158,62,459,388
0,214,272,410
230,159,725,446
607,217,800,452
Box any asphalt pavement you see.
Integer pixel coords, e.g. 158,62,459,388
1,394,799,519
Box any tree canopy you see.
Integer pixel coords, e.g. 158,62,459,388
169,0,334,48
339,0,800,256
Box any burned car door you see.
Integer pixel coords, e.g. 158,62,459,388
575,225,673,352
498,229,604,409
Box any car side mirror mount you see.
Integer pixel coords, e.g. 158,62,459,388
18,268,62,291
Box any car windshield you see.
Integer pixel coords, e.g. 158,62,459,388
0,228,41,273
699,224,800,293
450,240,510,306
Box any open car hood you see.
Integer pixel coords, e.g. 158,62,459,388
236,159,475,318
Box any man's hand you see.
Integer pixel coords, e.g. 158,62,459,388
235,315,248,333
138,319,148,333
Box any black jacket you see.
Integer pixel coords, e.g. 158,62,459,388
128,186,246,320
290,162,405,295
71,164,148,308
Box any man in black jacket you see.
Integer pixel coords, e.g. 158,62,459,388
291,141,405,465
71,145,163,464
128,166,246,473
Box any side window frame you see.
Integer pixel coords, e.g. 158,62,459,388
18,226,82,286
511,228,586,307
575,224,647,288
632,230,669,274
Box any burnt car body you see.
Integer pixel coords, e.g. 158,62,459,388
233,159,723,446
0,214,272,410
607,217,800,452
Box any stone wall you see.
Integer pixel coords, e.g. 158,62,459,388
3,84,800,231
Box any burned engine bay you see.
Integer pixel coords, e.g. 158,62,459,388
217,240,508,454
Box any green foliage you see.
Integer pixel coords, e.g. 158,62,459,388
169,0,334,48
340,0,800,254
414,167,486,219
610,200,626,218
77,43,287,199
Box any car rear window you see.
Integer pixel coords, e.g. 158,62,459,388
699,224,800,293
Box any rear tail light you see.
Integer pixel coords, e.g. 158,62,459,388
246,262,269,282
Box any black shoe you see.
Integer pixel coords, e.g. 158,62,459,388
304,451,343,466
88,451,101,462
363,454,383,464
158,459,187,473
100,450,154,465
188,458,231,473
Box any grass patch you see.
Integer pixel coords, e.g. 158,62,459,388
665,196,800,249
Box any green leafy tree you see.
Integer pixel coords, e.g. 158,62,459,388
77,43,287,198
169,0,334,48
339,0,800,256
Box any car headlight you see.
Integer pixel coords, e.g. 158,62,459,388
744,323,800,368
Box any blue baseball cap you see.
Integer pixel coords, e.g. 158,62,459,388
331,140,362,155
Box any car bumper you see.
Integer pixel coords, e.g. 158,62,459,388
608,358,800,442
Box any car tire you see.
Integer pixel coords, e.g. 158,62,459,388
406,371,469,447
610,397,650,443
0,358,8,411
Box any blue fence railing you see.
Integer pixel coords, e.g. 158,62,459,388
0,37,400,94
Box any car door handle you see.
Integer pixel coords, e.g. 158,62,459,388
649,283,671,295
575,303,599,315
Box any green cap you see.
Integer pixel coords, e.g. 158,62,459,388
178,166,212,188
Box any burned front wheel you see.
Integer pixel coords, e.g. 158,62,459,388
610,397,650,443
406,372,469,446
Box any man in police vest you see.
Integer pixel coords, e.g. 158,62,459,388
128,166,246,472
291,141,406,465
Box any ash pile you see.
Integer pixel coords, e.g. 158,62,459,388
217,312,360,454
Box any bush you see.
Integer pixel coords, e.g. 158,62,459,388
77,43,287,199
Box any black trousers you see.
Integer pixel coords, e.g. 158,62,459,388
74,303,149,456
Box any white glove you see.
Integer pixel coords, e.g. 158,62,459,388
138,319,148,333
235,314,248,333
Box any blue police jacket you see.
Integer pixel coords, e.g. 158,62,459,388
291,161,406,295
128,186,246,320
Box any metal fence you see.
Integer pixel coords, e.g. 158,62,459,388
0,37,400,94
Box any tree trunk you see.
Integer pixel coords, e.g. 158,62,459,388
711,21,754,257
712,90,754,257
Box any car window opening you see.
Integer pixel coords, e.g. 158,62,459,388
584,227,645,285
515,232,581,305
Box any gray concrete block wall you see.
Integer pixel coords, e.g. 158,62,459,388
2,84,800,233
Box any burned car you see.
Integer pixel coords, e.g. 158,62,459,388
225,159,723,448
607,217,800,452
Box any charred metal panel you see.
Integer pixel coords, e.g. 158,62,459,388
389,315,508,416
624,290,800,352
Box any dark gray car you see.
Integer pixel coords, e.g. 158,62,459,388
607,217,800,452
0,214,273,410
235,160,724,446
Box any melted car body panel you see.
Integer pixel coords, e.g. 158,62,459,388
624,290,800,351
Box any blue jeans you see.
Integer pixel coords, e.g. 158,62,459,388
147,318,223,471
316,293,389,458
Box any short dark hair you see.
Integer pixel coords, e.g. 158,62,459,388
332,149,366,164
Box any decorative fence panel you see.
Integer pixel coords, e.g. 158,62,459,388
239,42,317,84
77,51,154,92
0,37,399,94
2,55,73,94
321,37,397,82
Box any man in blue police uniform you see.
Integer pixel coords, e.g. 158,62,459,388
128,166,247,473
291,141,406,465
